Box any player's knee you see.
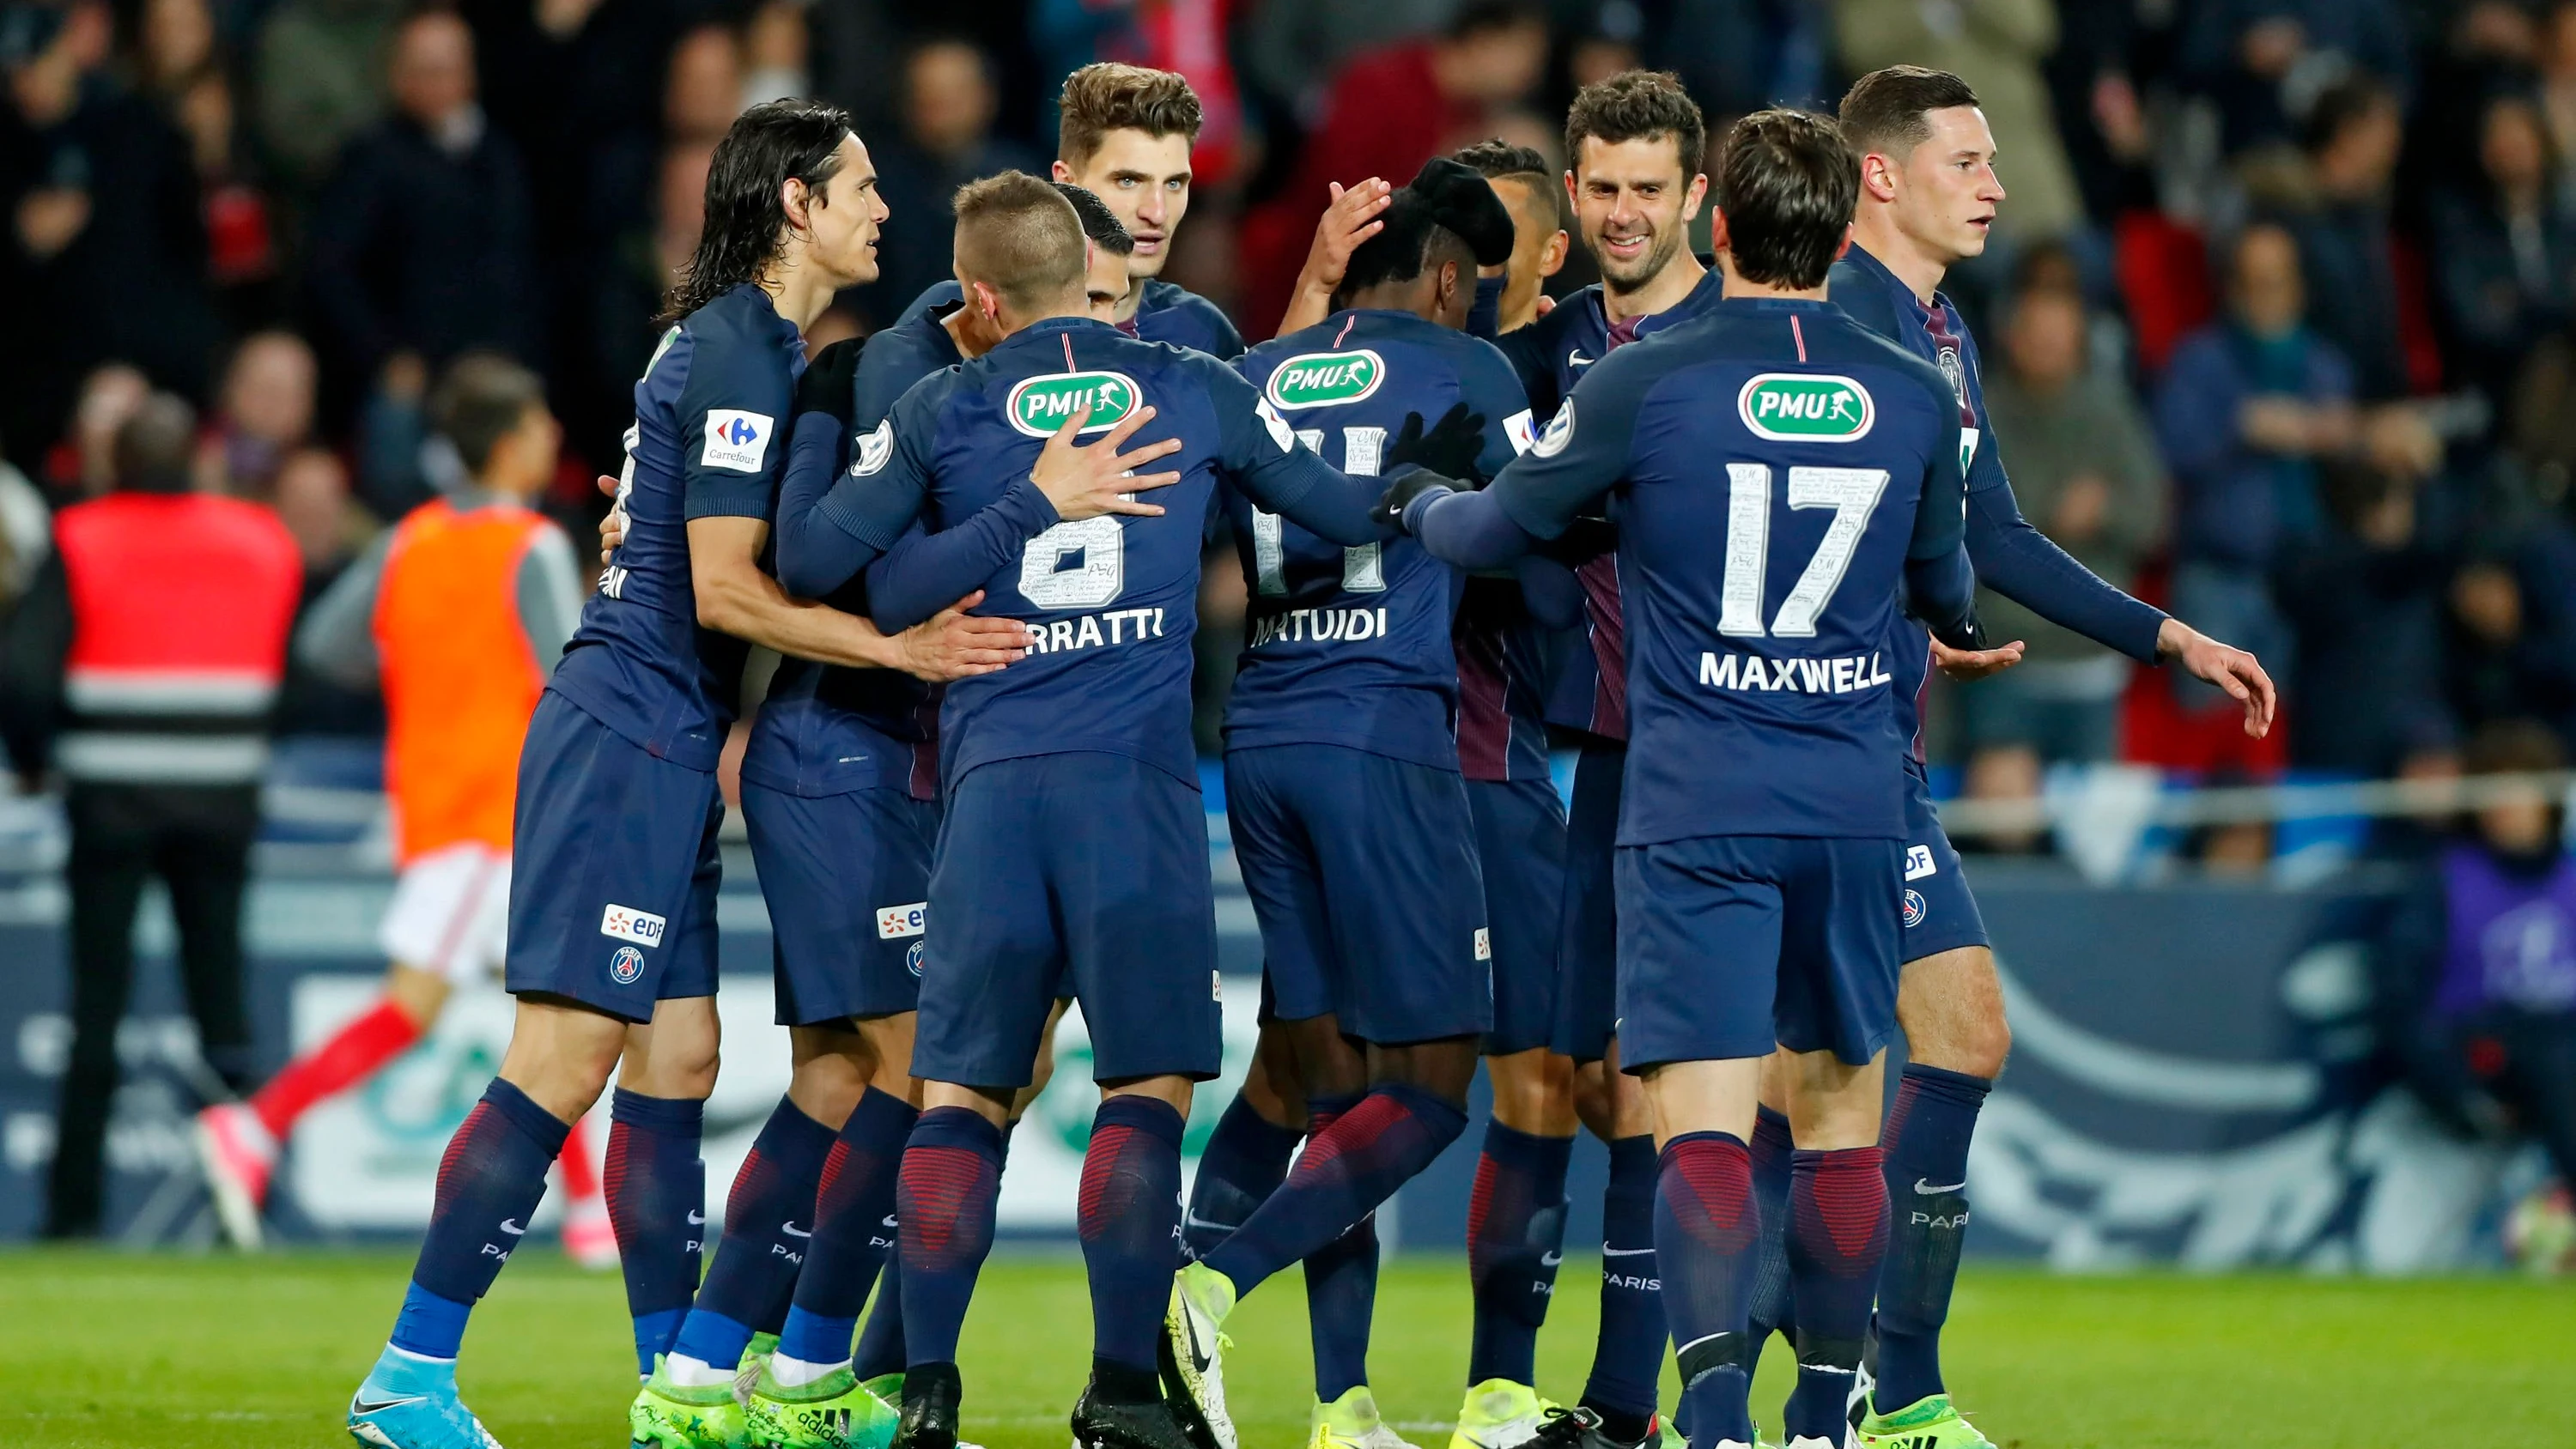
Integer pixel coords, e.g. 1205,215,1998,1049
1487,1049,1576,1135
1569,1059,1617,1138
1915,1009,2011,1080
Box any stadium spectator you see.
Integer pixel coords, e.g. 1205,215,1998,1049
2376,718,2576,1211
207,331,318,501
663,21,744,146
46,365,149,500
1832,0,2084,244
303,8,540,407
252,0,399,194
1236,0,1549,336
0,446,46,613
0,394,302,1238
2543,2,2576,191
2154,222,2354,701
2178,0,2413,155
866,38,1044,319
2430,92,2576,412
738,0,807,109
2275,75,2419,402
2275,457,2458,776
270,448,384,737
2444,538,2576,750
1958,273,2166,809
1237,0,1453,125
1,0,217,462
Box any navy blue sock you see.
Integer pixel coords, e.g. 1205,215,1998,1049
1874,1065,1988,1413
779,1088,918,1366
1298,1093,1377,1402
1656,1131,1757,1449
896,1106,1005,1368
1744,1106,1795,1353
1581,1134,1666,1424
850,1252,904,1380
1203,1082,1466,1299
1182,1093,1301,1260
608,1089,707,1375
1783,1147,1886,1445
392,1080,566,1359
1078,1096,1186,1374
672,1098,836,1369
1467,1120,1573,1387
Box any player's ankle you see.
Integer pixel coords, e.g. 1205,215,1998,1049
1090,1357,1161,1406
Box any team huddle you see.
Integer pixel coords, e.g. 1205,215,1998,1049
325,55,2277,1449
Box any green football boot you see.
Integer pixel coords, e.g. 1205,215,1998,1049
858,1374,902,1408
1854,1393,1994,1449
630,1355,750,1449
1309,1386,1419,1449
1448,1380,1557,1449
742,1364,898,1449
735,1334,781,1407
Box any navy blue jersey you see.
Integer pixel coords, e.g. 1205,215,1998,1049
553,283,802,770
1493,266,1728,743
1481,298,1969,843
740,306,967,801
804,317,1384,791
1830,242,2166,767
901,277,1246,360
1222,309,1532,771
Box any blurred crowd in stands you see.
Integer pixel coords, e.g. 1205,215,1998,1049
15,0,2576,842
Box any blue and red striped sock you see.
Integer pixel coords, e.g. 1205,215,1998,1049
1467,1120,1573,1388
1203,1082,1466,1300
777,1088,918,1367
608,1089,706,1376
392,1079,568,1360
1078,1096,1186,1391
1656,1131,1758,1449
895,1107,1005,1369
1744,1106,1796,1353
671,1097,836,1373
1783,1146,1886,1443
1299,1094,1377,1402
1182,1093,1301,1260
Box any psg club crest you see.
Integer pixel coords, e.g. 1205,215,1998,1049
1902,889,1929,930
906,940,927,977
609,944,645,984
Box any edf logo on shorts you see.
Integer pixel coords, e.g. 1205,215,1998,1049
1905,845,1938,881
1902,889,1929,930
877,901,927,939
702,409,775,472
600,903,668,946
609,945,645,984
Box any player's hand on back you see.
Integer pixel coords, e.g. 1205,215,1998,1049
1386,403,1488,483
2158,617,2278,737
1930,635,2026,682
795,337,864,427
1373,467,1460,531
595,473,625,563
894,591,1032,682
1029,403,1184,521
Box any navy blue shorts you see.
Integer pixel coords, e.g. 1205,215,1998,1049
1467,775,1565,1056
743,781,940,1027
1616,834,1904,1071
1552,741,1624,1062
911,753,1222,1088
504,692,722,1021
1899,768,1988,963
1227,744,1491,1046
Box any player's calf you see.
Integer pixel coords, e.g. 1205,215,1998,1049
1775,1050,1890,1449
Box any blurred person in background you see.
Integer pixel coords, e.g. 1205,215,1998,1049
2539,1,2576,197
205,331,317,501
305,8,539,415
253,0,399,196
137,0,276,316
2276,75,2420,403
2154,221,2355,706
1832,0,2083,246
0,435,46,617
738,0,806,110
1956,267,2166,833
1237,0,1548,336
1452,137,1568,332
269,447,388,738
46,363,149,499
2445,538,2576,751
0,394,302,1239
194,354,607,1260
2375,718,2576,1258
2275,456,2458,778
1,0,216,464
2431,90,2576,415
2178,0,2412,155
865,37,1042,321
587,140,714,453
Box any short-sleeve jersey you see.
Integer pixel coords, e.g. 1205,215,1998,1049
1223,309,1531,771
1494,266,1728,743
552,283,801,771
738,304,967,802
901,278,1246,360
1485,297,1967,843
855,317,1365,790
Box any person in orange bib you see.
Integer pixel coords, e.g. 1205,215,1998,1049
192,354,611,1263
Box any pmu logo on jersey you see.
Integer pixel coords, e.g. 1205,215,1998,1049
1263,349,1387,409
876,900,927,940
608,944,645,984
599,903,668,946
1005,371,1142,437
702,409,775,471
1737,373,1874,441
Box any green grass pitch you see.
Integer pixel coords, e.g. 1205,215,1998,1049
3,1250,2568,1447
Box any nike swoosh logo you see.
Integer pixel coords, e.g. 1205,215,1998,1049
497,1218,526,1236
1601,1246,1656,1257
687,1210,707,1225
1539,1251,1563,1266
351,1393,428,1415
781,1222,811,1238
882,1214,899,1228
1182,1212,1239,1233
1914,1179,1966,1195
1569,349,1595,369
1183,1313,1212,1373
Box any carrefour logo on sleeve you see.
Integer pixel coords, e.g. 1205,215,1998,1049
701,409,776,471
1262,349,1387,410
1005,371,1144,437
1737,373,1874,441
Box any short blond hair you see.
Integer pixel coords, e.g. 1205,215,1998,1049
1057,63,1201,170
